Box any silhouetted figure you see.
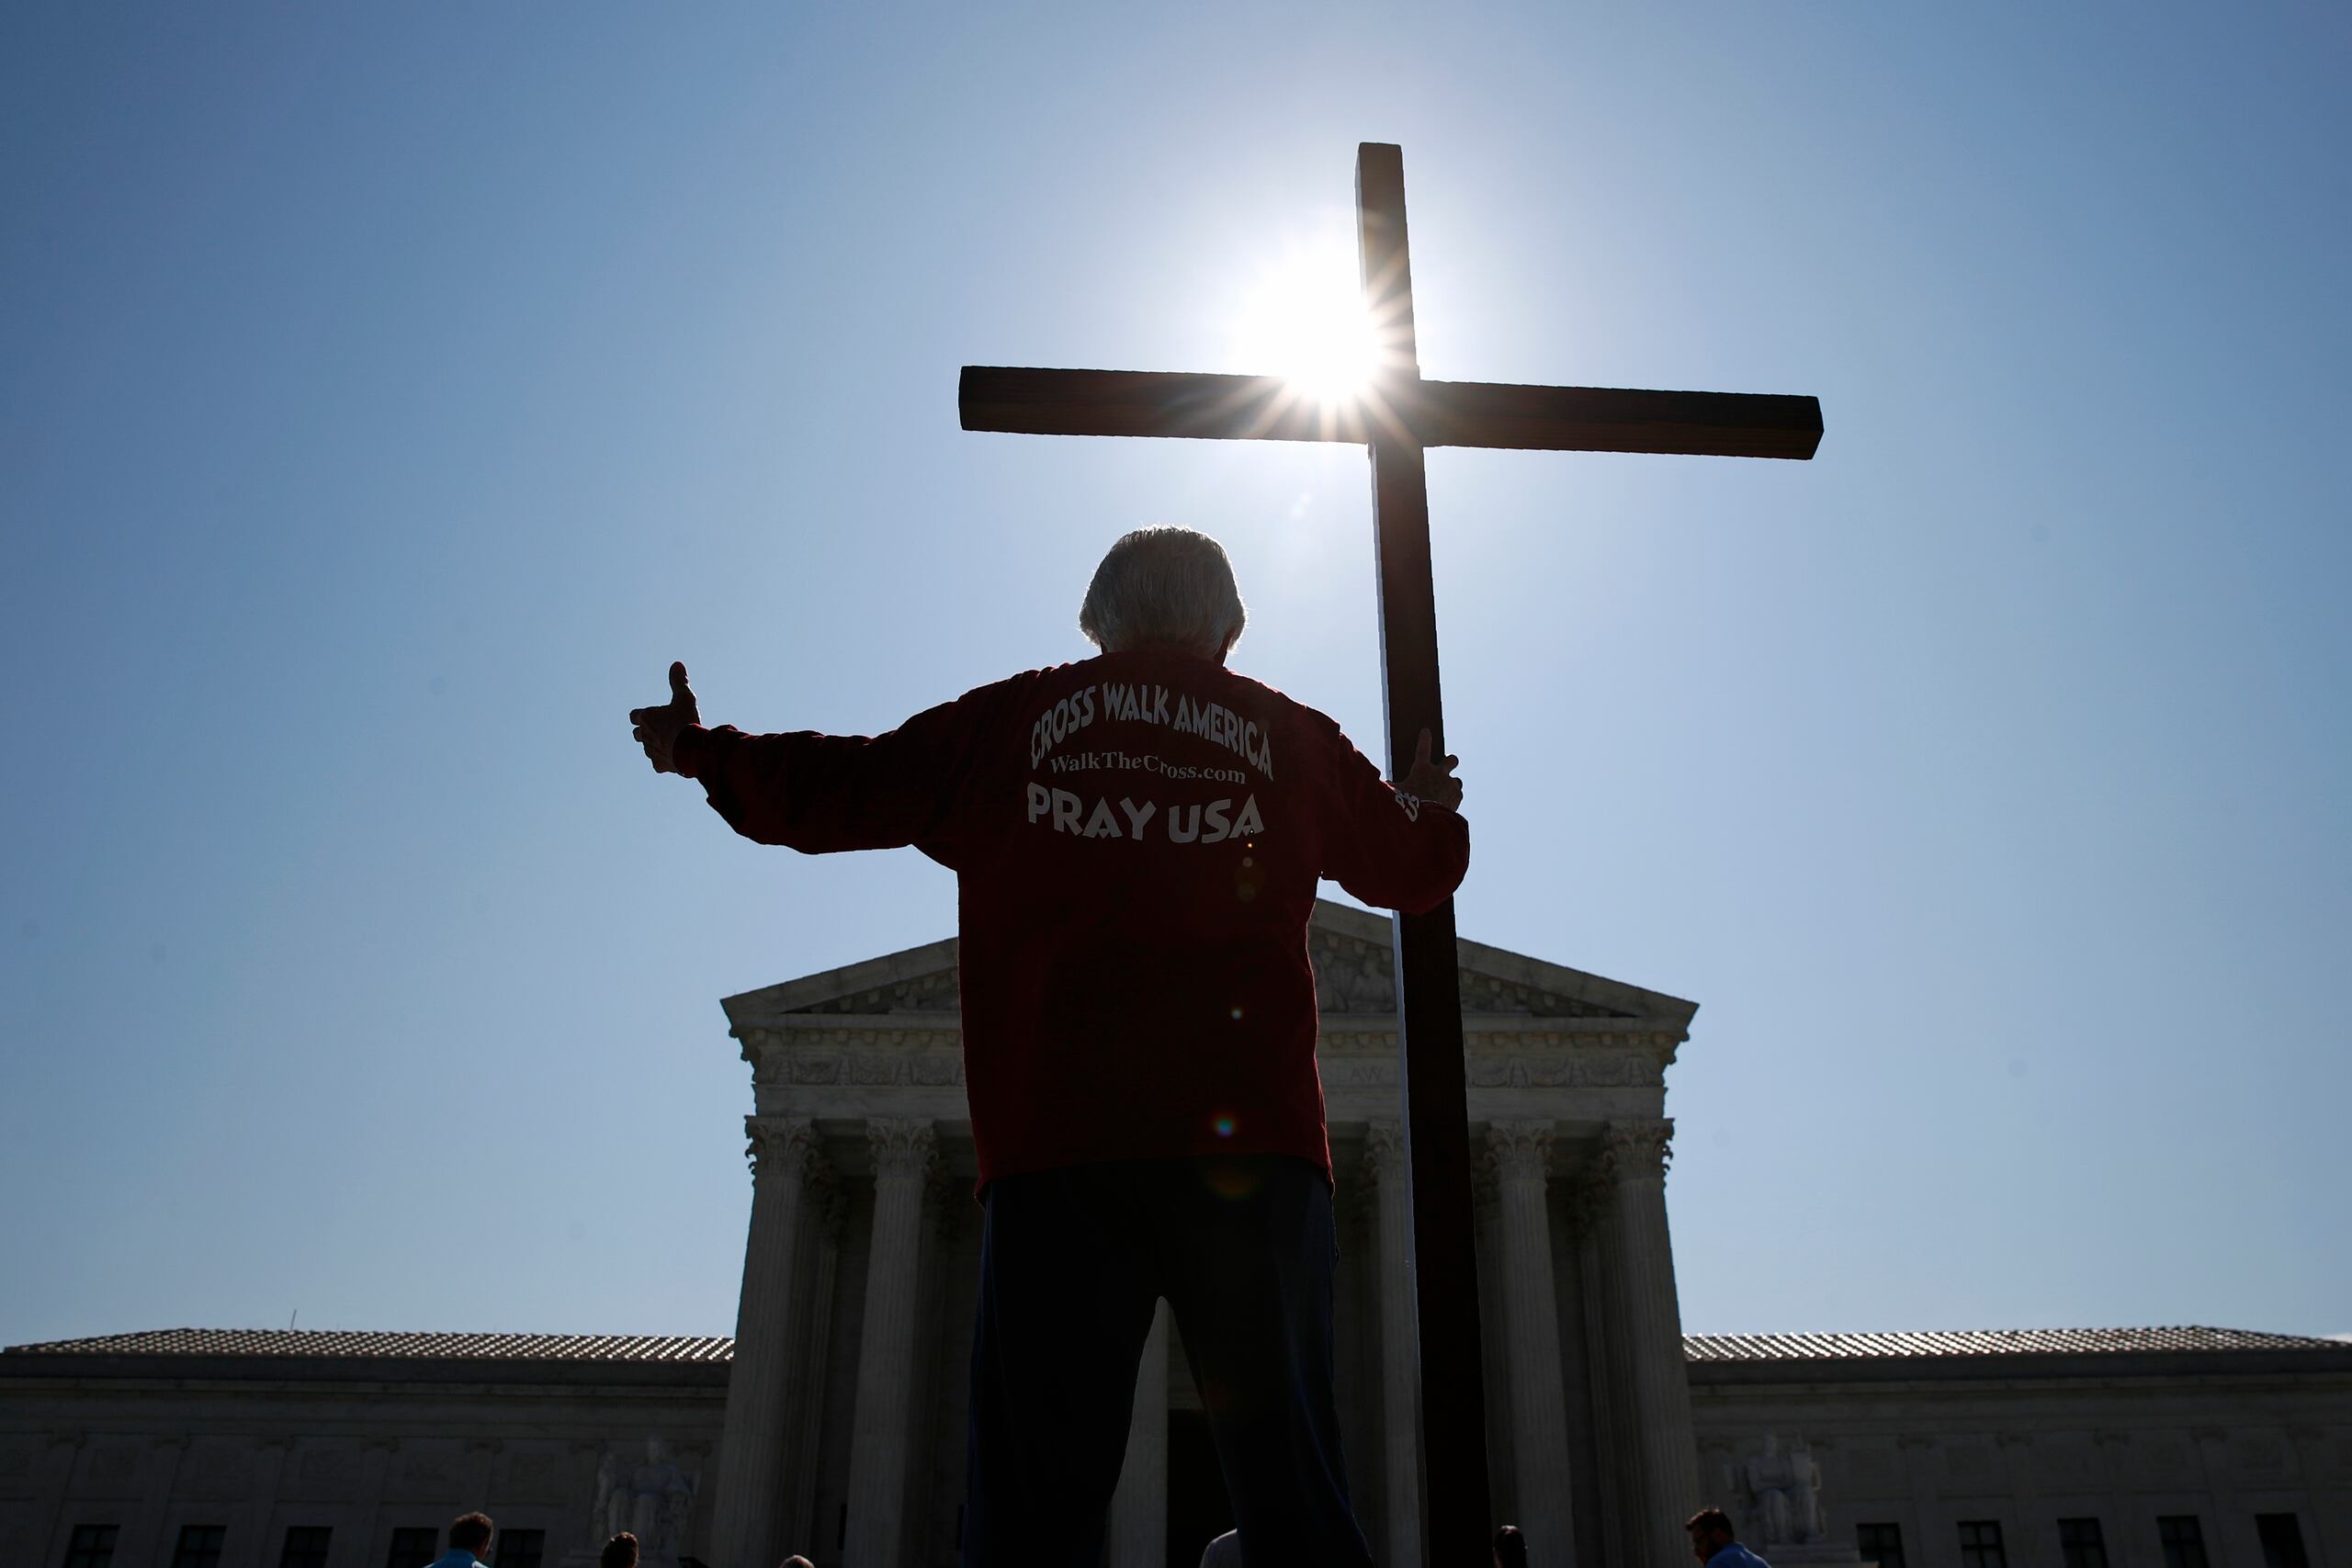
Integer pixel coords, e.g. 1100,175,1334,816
598,1534,639,1568
1493,1524,1528,1568
779,1558,816,1568
432,1515,494,1568
1689,1507,1772,1568
1199,1529,1242,1568
633,527,1466,1568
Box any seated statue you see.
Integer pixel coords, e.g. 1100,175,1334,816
1729,1432,1827,1545
591,1438,699,1563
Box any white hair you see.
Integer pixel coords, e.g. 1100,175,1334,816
1078,526,1248,660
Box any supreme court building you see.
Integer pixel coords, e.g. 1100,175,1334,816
5,903,2347,1568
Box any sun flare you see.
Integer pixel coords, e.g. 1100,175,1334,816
1227,228,1384,405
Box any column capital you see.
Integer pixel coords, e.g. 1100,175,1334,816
745,1116,820,1183
1602,1117,1675,1183
1484,1118,1556,1182
1363,1118,1408,1180
865,1117,937,1181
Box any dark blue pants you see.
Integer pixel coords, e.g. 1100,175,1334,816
962,1154,1373,1568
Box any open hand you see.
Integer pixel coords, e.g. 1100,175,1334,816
1398,728,1463,811
628,661,702,774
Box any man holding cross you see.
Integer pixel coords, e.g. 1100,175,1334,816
956,143,1816,1568
631,525,1466,1568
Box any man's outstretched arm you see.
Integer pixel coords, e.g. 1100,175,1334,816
629,660,996,856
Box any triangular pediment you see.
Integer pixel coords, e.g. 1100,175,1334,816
723,900,1694,1029
725,934,966,1019
1302,900,1692,1023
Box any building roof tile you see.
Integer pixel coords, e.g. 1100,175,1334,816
8,1324,2337,1366
1680,1325,2342,1360
1,1328,732,1362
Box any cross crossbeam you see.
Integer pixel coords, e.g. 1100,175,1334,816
960,365,1822,458
956,142,1820,1568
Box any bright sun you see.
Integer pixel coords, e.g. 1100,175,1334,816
1227,228,1384,405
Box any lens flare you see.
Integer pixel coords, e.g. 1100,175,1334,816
1204,1155,1263,1201
1227,225,1381,407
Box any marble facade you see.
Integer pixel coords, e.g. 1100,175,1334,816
0,1340,732,1568
1688,1334,2352,1568
707,901,1704,1568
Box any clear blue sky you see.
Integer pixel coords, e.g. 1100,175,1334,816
4,2,2346,1348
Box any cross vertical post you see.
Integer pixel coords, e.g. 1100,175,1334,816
1357,141,1493,1568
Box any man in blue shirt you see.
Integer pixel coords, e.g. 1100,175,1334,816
426,1514,495,1568
1689,1507,1773,1568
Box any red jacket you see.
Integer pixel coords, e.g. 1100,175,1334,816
673,649,1469,1189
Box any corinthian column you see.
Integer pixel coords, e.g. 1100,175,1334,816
1106,1298,1171,1568
1600,1119,1702,1568
1486,1120,1577,1568
713,1116,819,1568
1566,1169,1631,1568
786,1167,846,1553
1364,1121,1423,1568
843,1118,937,1568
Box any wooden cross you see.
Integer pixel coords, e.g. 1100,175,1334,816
959,142,1821,1567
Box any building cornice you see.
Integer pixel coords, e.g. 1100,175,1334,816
722,900,1700,1033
